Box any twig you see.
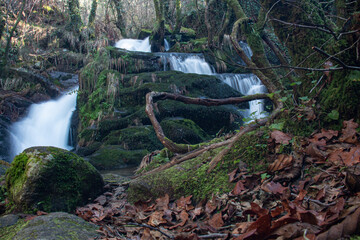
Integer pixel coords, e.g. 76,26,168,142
290,193,336,207
125,222,174,239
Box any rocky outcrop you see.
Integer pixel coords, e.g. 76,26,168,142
5,147,104,212
0,212,100,240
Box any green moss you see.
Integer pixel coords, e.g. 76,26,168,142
128,146,235,202
0,219,29,240
89,146,148,170
103,126,162,151
5,147,103,213
161,118,210,144
320,70,360,121
128,129,271,202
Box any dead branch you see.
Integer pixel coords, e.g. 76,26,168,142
145,91,270,154
312,46,360,70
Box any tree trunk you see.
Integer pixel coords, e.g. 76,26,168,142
3,0,26,68
204,0,214,47
173,0,182,34
88,0,97,27
67,0,82,33
0,3,5,41
151,0,165,52
111,0,126,37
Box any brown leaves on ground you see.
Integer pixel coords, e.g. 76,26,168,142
76,120,360,239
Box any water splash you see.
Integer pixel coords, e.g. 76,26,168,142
9,88,78,160
167,53,214,74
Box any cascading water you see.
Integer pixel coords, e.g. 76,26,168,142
115,37,151,52
114,37,267,121
168,54,214,74
218,74,267,120
9,88,78,160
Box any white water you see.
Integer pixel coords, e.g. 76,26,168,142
115,37,151,52
113,37,267,120
164,39,170,51
168,54,214,74
9,89,78,160
218,74,267,120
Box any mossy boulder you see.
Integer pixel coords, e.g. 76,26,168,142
5,147,104,213
88,146,148,170
0,212,99,240
102,126,162,151
127,130,269,202
160,118,210,144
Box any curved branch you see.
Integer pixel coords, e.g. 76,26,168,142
145,91,270,154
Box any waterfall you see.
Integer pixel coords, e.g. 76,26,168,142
9,88,78,160
115,37,151,52
113,37,268,121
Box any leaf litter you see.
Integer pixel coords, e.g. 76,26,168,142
76,120,360,239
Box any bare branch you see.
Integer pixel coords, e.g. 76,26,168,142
313,46,360,70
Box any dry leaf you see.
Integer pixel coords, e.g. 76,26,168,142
208,212,224,229
268,154,294,172
271,130,292,145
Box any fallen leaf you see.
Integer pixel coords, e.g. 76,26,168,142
175,195,193,211
231,180,246,195
268,154,294,172
262,181,288,195
169,210,189,229
155,194,170,211
340,119,359,144
208,212,224,229
271,130,292,145
316,207,360,240
148,211,167,227
312,129,339,142
205,198,217,215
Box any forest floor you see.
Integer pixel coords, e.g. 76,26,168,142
74,120,360,240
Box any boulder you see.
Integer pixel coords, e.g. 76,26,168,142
88,146,148,170
0,212,99,240
5,147,104,212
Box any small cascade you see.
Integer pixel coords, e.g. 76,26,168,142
164,39,170,51
167,54,214,74
115,37,151,52
218,74,267,120
9,88,78,160
239,41,253,59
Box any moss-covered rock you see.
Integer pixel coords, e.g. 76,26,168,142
127,130,269,202
5,147,104,213
160,118,210,144
0,212,99,240
88,145,148,170
102,126,162,151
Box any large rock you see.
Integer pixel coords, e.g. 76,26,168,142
5,147,104,212
0,212,99,240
